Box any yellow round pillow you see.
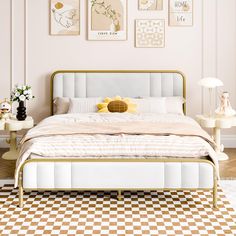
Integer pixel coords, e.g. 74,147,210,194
97,96,137,113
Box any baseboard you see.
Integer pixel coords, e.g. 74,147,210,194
0,135,236,148
221,135,236,148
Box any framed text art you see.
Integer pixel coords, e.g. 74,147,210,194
50,0,80,35
135,19,165,48
88,0,127,41
169,0,193,26
139,0,163,11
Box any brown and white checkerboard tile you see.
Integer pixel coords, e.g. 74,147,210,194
0,185,236,236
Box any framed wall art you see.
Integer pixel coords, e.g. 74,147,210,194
135,19,165,48
169,0,193,26
139,0,163,11
88,0,127,41
50,0,80,35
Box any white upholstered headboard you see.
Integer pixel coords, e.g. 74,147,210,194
51,70,186,114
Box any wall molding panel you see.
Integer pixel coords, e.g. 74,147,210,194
24,0,28,84
202,0,218,78
10,0,14,91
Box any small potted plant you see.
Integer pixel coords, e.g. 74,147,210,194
11,85,34,121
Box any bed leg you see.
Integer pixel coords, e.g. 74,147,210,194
117,190,122,201
213,178,218,209
19,172,23,208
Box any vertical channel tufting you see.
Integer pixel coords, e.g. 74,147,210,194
36,162,39,189
164,163,182,188
63,73,75,97
53,73,63,99
150,73,162,97
160,74,163,97
160,73,174,96
173,73,183,96
62,73,65,97
53,162,55,188
199,163,214,188
36,163,55,188
54,162,72,188
198,162,200,188
22,162,36,188
74,74,76,98
85,73,89,97
74,73,87,97
181,163,199,188
149,73,151,96
70,162,72,189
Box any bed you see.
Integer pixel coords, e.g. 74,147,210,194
16,70,218,208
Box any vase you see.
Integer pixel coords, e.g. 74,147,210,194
16,101,27,121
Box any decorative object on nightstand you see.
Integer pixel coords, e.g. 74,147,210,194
196,115,236,161
0,116,34,160
11,85,35,121
198,77,224,117
215,92,236,117
0,99,12,120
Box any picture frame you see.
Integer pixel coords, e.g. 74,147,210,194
50,0,80,35
169,0,193,26
88,0,127,41
138,0,163,11
135,19,165,48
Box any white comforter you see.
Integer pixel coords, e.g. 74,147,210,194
15,113,218,186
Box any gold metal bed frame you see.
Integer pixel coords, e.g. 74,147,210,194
18,70,217,209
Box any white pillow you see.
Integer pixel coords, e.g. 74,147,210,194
132,97,167,114
138,96,185,115
53,97,70,115
165,97,185,115
68,97,103,113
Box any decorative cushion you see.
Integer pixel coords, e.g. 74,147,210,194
97,96,137,113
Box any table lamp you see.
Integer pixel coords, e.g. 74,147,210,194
198,77,224,117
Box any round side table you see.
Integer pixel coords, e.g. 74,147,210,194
196,115,236,161
1,117,34,160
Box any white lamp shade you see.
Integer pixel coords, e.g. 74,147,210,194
198,77,224,88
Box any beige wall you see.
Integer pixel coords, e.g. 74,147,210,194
0,0,236,135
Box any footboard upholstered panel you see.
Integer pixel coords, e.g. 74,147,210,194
22,159,215,190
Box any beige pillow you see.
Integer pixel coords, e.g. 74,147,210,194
53,97,70,115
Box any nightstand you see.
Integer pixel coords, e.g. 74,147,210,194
0,117,34,160
196,115,236,161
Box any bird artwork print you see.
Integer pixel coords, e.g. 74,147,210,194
50,1,80,35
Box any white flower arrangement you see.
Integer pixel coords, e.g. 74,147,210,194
11,85,35,102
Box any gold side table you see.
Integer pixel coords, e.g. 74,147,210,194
0,117,34,160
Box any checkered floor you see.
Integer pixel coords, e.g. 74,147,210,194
0,185,236,236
